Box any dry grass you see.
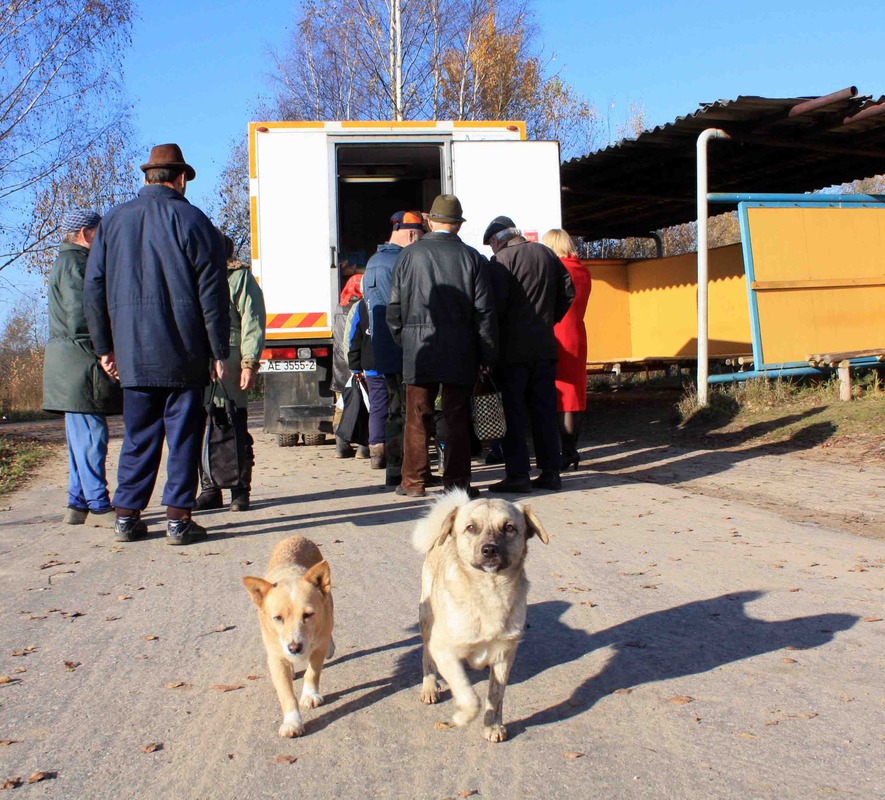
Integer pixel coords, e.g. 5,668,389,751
0,347,44,414
0,437,50,496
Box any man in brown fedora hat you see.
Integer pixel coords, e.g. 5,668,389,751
85,143,230,545
386,194,497,498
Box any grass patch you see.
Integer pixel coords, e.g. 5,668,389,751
0,436,51,496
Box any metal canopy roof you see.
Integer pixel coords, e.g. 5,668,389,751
560,87,885,240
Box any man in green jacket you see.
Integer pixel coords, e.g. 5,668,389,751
194,235,266,511
42,209,122,526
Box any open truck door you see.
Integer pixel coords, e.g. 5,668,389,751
451,140,562,251
252,128,337,445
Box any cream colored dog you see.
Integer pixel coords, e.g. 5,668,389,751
413,489,549,742
243,536,335,737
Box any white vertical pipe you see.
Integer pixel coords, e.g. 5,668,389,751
696,128,730,406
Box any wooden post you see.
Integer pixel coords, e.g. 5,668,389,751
838,360,852,401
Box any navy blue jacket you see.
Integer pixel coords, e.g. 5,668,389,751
362,242,403,374
84,185,230,388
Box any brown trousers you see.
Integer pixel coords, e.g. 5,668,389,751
402,383,472,492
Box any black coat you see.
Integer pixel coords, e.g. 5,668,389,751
387,232,497,386
84,185,230,389
491,238,574,364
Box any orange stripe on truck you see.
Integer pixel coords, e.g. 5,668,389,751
266,312,329,329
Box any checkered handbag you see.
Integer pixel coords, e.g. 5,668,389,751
471,376,507,441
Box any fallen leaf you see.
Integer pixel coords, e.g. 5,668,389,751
1,777,22,790
640,584,658,589
12,668,25,675
227,753,234,760
735,732,756,739
771,564,784,569
0,741,18,747
784,646,804,651
796,712,818,720
64,661,81,672
10,646,35,657
579,601,597,607
240,560,253,566
624,641,646,648
788,588,801,592
669,695,694,705
164,682,189,689
434,721,454,730
140,742,163,753
272,754,297,765
61,611,84,619
0,676,17,685
210,684,244,693
117,595,132,601
562,752,585,759
571,551,581,556
782,658,798,664
26,772,55,784
39,560,66,570
333,539,344,543
28,615,48,620
105,616,121,621
143,635,159,641
459,792,479,798
862,617,882,623
211,625,235,633
612,688,633,695
246,674,260,681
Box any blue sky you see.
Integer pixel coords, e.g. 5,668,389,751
123,0,885,208
3,0,883,309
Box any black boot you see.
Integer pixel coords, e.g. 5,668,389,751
230,489,250,512
231,409,253,511
194,488,224,511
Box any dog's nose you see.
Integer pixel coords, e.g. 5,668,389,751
481,543,499,558
287,641,302,655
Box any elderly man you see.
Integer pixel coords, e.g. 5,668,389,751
483,216,574,493
43,208,122,527
387,195,497,498
362,210,424,485
85,144,230,545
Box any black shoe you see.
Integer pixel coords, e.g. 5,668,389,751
230,491,250,512
64,507,88,525
484,452,505,465
166,517,208,546
335,436,355,458
193,489,223,511
531,473,562,491
114,515,148,543
487,478,532,494
355,445,370,459
425,474,443,487
385,474,402,487
395,485,426,498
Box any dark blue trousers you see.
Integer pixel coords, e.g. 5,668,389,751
500,360,561,480
114,387,204,512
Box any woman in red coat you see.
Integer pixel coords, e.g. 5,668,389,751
542,229,592,469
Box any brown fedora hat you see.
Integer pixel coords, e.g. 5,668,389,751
140,143,196,181
427,194,465,223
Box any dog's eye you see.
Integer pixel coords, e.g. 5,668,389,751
504,523,516,533
465,524,477,533
272,615,284,623
303,611,314,620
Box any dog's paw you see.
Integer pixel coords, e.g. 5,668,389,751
278,721,304,738
452,698,480,727
300,691,324,709
482,724,508,743
420,676,440,704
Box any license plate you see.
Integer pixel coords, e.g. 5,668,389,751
259,359,317,373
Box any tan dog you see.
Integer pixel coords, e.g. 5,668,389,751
413,489,549,742
243,536,335,737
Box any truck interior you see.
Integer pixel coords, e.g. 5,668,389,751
336,143,442,276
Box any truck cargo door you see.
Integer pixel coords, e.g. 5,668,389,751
451,140,561,253
253,130,334,340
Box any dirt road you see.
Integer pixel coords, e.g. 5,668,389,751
0,420,882,799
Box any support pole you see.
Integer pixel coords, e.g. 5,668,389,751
696,128,731,406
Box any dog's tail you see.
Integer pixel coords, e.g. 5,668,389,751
412,488,470,554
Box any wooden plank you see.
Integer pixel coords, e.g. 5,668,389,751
752,277,885,290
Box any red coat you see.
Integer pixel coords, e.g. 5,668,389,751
553,256,592,411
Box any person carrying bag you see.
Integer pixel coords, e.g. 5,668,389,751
201,380,242,490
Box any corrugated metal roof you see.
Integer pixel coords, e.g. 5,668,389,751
560,88,885,240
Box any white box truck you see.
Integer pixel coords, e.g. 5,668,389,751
249,120,562,445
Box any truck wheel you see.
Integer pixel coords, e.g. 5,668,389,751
277,433,299,447
302,433,326,446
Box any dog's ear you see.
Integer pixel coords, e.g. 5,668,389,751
436,507,459,547
304,560,332,596
521,506,549,544
242,576,273,607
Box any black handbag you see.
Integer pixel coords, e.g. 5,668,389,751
201,381,241,489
